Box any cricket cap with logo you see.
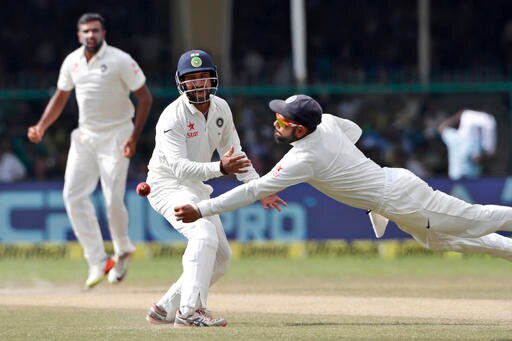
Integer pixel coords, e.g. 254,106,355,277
269,94,323,128
176,49,217,79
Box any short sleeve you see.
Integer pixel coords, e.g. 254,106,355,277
119,53,146,91
56,55,75,91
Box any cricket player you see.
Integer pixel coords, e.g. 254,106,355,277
27,13,153,288
438,109,497,180
175,94,512,262
144,50,284,327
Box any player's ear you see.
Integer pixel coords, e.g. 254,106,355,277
295,125,308,138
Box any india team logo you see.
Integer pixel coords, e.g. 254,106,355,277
190,52,202,68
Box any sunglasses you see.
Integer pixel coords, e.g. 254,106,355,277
275,113,300,128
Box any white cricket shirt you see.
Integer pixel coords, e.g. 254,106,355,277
197,114,386,216
57,41,146,132
147,94,259,192
458,109,497,154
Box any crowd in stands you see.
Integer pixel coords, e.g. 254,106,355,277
2,0,512,183
2,92,506,183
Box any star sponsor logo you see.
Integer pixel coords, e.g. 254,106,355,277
187,122,198,138
271,164,284,177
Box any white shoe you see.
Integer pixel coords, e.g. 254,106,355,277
174,309,227,327
146,303,173,324
108,252,132,284
85,257,116,288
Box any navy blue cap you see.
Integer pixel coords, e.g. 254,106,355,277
176,50,217,78
269,95,323,128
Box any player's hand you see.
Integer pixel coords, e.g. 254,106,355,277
260,194,287,212
123,137,137,158
174,204,202,223
27,124,45,143
220,146,252,174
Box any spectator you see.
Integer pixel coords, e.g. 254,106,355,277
0,136,26,182
437,109,496,180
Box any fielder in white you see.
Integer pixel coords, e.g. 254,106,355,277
144,50,284,327
175,94,512,263
27,13,152,288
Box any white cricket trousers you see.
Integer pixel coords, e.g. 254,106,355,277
379,168,512,260
147,182,232,317
63,125,136,266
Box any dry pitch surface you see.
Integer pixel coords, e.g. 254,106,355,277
1,257,512,339
2,284,511,321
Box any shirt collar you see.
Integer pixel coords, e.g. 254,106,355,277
79,40,108,61
290,125,320,147
181,93,216,116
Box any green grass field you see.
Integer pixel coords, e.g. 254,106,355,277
1,255,512,340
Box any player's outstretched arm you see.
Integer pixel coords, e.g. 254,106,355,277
260,194,287,212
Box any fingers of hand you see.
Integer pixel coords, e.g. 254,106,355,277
123,145,134,158
223,146,235,157
27,127,41,142
231,160,251,173
264,202,281,212
223,157,251,174
231,154,247,161
174,210,184,221
174,205,196,222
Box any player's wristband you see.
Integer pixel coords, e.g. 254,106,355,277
219,161,227,175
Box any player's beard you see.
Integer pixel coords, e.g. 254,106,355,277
274,128,297,144
83,39,103,53
187,89,210,103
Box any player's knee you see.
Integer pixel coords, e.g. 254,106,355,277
104,192,125,209
192,222,219,246
105,198,126,214
188,234,219,252
425,235,463,253
62,187,83,208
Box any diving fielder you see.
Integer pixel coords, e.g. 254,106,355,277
175,94,512,262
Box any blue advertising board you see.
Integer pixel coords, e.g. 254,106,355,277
2,177,512,243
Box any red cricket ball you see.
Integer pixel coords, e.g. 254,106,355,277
136,182,151,197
